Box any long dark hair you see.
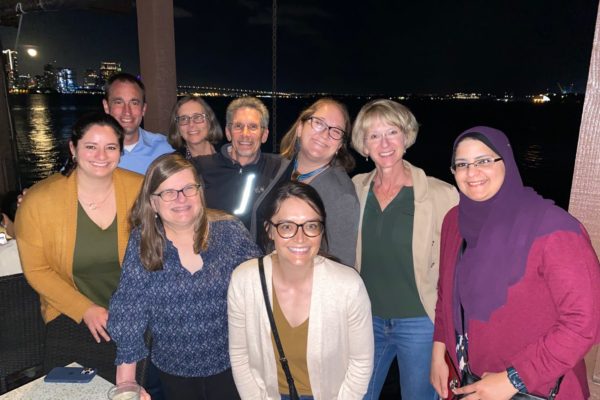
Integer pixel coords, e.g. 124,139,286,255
259,181,329,255
62,112,124,177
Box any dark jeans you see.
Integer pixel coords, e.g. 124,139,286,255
158,367,240,400
44,314,116,383
144,361,165,400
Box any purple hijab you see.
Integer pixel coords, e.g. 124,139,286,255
452,126,579,331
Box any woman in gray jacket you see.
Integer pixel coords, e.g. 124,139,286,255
251,98,359,267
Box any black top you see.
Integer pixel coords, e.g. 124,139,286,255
191,144,282,229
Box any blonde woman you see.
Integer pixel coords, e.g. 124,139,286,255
351,99,458,399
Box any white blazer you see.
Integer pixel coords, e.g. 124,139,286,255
228,253,374,400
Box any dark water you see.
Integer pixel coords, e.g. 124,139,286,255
8,94,584,209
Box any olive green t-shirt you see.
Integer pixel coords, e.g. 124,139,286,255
72,203,120,309
360,186,427,318
271,285,312,397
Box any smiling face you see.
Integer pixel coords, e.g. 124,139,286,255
151,168,202,230
69,124,121,180
269,196,323,268
225,107,269,166
102,80,147,139
177,100,209,147
453,138,506,201
297,102,345,166
363,117,406,170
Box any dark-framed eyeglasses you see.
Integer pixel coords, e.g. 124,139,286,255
269,220,324,238
306,116,345,141
176,113,207,126
152,184,202,202
450,157,503,173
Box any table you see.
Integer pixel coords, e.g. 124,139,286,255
0,363,113,399
0,240,22,277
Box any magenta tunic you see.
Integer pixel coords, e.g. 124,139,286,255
434,206,600,399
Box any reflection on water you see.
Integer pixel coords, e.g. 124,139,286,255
522,144,544,169
10,94,100,187
8,94,583,209
29,99,55,177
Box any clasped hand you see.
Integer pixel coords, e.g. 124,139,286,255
451,371,518,400
82,304,110,343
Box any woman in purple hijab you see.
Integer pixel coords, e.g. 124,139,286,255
430,126,600,399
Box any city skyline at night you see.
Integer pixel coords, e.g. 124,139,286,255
0,0,597,95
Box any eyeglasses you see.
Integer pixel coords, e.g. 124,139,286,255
152,184,202,201
269,220,324,238
229,122,262,133
451,157,503,173
176,113,207,126
306,116,345,141
365,129,403,143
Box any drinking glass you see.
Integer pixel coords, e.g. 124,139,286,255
107,381,141,400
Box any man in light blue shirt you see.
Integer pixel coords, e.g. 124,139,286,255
102,73,173,174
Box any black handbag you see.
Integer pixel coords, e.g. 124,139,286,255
453,366,562,400
452,303,563,400
258,257,300,400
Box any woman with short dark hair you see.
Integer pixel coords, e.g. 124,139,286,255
15,112,142,380
229,181,373,399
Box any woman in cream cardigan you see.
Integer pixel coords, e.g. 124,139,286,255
15,112,143,381
228,182,373,400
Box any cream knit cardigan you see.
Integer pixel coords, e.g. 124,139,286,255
228,253,374,399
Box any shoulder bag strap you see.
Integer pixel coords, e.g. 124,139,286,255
258,257,299,400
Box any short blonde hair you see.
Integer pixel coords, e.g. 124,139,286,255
351,99,419,157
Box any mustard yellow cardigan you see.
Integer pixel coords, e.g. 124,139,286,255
15,168,143,323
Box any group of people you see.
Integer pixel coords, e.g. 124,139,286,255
6,71,600,400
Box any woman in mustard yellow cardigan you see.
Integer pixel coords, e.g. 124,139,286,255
15,112,143,381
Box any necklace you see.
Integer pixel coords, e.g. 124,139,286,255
78,186,114,210
291,159,330,182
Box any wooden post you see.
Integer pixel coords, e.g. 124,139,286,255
136,0,177,135
568,3,600,397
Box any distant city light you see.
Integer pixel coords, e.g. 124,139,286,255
27,48,38,57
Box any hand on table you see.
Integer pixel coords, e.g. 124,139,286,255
82,304,110,343
452,371,518,400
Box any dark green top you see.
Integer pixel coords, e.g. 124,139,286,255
72,203,120,309
360,186,427,318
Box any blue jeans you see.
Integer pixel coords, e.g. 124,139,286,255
364,316,438,400
280,395,314,400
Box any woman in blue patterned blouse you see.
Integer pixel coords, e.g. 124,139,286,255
108,153,262,400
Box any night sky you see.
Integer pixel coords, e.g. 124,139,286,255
0,0,597,94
